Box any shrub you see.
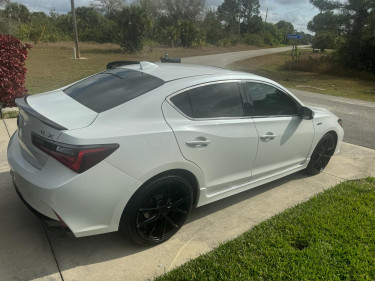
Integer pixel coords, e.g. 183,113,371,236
312,32,338,52
244,33,264,46
0,34,31,107
178,20,205,48
358,36,375,74
159,21,205,48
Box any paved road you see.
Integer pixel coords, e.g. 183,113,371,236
184,48,375,150
183,46,293,67
290,89,375,150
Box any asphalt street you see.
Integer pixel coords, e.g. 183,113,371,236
290,89,375,150
184,49,375,150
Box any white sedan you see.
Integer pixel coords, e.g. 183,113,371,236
7,62,343,245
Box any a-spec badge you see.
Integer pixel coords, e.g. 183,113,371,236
40,130,54,139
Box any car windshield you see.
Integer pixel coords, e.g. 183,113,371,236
63,68,164,113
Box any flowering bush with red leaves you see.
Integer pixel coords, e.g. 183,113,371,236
0,34,32,107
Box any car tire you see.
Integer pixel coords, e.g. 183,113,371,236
305,133,336,175
120,175,194,245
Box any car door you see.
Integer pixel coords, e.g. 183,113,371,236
162,81,259,195
244,81,314,179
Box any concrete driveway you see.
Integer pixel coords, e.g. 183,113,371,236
1,117,375,281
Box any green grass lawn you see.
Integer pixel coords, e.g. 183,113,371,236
156,178,375,280
1,111,19,119
24,42,260,94
230,49,375,102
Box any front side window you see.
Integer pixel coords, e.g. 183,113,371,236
170,82,244,119
245,82,299,117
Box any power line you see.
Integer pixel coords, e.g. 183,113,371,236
270,4,311,16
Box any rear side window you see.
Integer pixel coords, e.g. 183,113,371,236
170,83,244,119
63,68,164,113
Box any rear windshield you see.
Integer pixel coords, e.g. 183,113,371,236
63,68,164,113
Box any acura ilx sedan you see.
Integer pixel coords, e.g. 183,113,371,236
8,61,344,245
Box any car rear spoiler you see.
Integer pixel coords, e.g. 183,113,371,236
106,55,181,70
106,61,140,70
15,96,67,131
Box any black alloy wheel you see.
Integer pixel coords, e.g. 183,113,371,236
306,133,336,175
121,175,193,245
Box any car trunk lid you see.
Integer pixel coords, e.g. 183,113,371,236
16,90,98,169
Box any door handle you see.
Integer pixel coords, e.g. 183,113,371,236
260,133,277,142
186,137,211,148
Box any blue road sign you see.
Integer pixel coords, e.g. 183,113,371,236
287,34,302,39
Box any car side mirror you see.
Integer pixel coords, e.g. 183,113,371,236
300,106,314,120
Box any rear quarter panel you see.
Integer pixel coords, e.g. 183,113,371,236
56,83,206,189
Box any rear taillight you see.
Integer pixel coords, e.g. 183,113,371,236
32,133,119,173
338,118,343,127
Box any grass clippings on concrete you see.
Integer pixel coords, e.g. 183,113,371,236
156,177,375,281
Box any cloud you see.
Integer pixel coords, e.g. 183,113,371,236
272,0,306,5
13,0,91,14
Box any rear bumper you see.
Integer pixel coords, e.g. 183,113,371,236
7,132,142,237
11,170,73,235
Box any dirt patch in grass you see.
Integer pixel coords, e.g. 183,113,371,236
25,42,260,94
230,49,375,102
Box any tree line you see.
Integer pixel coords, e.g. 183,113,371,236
308,0,375,73
0,0,312,52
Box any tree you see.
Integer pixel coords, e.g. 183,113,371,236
178,20,205,48
0,34,31,107
75,6,104,41
217,0,260,34
90,0,126,16
0,0,10,9
0,2,13,35
4,2,30,22
25,12,48,42
313,31,338,52
114,5,152,52
218,0,241,33
309,0,375,70
161,0,206,22
202,10,223,44
276,20,295,44
307,11,343,34
263,23,282,46
136,0,162,20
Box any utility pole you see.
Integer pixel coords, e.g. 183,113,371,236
70,0,80,59
237,0,241,35
263,8,268,43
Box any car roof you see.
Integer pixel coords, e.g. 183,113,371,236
118,62,263,82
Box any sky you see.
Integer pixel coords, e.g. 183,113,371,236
10,0,319,33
